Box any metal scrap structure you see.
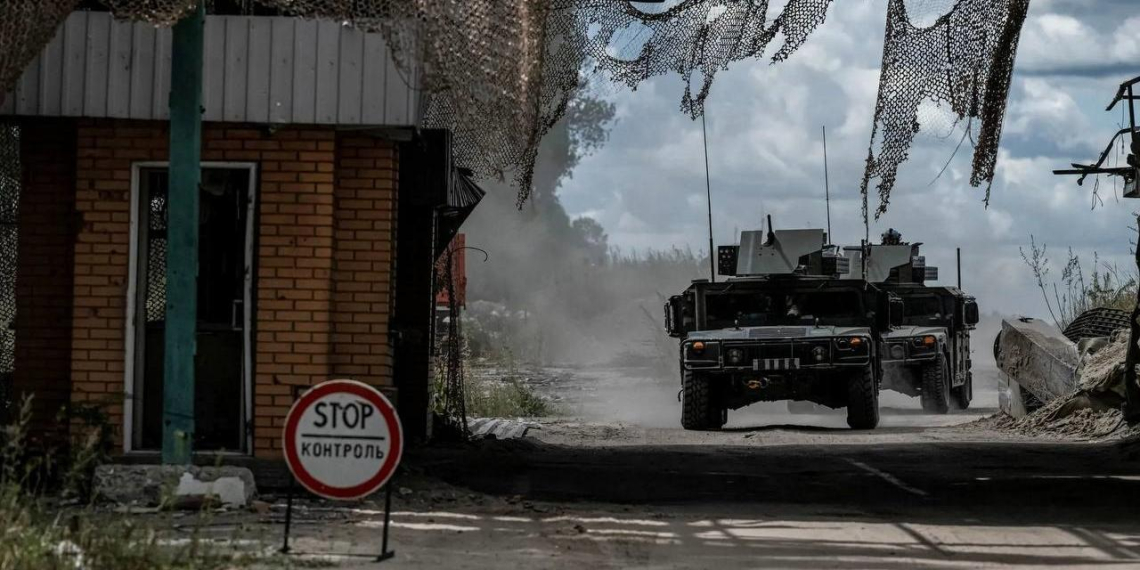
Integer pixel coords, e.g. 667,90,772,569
1053,75,1140,423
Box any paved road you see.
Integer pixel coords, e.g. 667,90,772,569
275,367,1140,568
387,421,1140,569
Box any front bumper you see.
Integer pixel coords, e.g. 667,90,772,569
682,337,871,372
880,337,939,364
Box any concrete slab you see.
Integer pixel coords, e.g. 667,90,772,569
995,317,1078,405
94,464,257,508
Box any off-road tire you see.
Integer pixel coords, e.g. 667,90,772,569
846,366,879,430
920,355,951,414
681,370,726,430
952,373,972,410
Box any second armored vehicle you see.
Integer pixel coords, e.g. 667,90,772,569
845,230,979,413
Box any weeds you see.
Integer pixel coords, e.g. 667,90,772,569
465,362,556,419
0,396,255,570
0,496,252,570
432,337,555,421
1021,236,1137,330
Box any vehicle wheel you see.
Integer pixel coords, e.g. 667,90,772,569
846,365,879,430
920,355,951,414
681,370,726,430
952,373,972,410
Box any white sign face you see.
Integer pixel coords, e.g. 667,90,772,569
283,380,403,500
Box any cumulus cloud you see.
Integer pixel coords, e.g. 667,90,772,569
1018,0,1140,75
557,1,1138,318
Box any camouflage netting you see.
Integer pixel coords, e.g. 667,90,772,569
861,0,1031,219
0,1,76,105
0,125,18,391
435,246,469,437
0,0,1029,210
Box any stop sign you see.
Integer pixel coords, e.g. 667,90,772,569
283,380,403,500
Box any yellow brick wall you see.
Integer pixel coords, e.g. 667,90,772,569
62,119,397,457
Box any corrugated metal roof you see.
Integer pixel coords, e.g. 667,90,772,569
0,11,421,126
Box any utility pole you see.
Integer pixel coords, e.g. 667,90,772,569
163,2,204,465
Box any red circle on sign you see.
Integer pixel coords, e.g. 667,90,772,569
283,380,403,500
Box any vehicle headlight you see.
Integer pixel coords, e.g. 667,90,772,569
811,346,827,362
889,344,906,360
727,348,745,365
910,336,938,352
836,336,868,351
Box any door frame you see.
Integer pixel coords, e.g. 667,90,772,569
123,161,258,454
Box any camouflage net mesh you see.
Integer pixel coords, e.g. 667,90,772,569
434,246,469,437
861,0,1030,219
0,0,1028,209
549,0,834,120
0,125,18,384
0,1,77,104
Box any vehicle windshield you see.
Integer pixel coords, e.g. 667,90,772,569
902,295,946,325
705,289,865,328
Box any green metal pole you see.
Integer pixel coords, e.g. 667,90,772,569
163,2,204,465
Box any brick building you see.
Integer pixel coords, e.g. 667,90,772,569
0,11,474,457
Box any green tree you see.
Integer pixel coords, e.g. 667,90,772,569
571,216,608,266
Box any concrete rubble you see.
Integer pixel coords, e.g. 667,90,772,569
995,317,1079,416
993,315,1136,439
93,465,257,508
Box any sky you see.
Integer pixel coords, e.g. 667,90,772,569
556,0,1140,320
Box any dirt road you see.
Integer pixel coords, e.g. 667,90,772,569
251,366,1140,569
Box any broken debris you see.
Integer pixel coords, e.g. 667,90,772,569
985,330,1136,440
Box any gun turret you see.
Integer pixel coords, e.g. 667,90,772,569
718,228,850,278
842,243,937,284
716,225,935,283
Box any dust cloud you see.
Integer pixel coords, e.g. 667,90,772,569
457,95,1015,426
460,94,704,377
461,182,702,370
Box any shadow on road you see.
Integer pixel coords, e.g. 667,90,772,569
722,424,849,433
413,437,1140,526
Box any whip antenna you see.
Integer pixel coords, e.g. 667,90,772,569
822,126,832,244
702,113,716,282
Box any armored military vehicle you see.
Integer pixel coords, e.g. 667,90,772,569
665,228,904,430
842,230,980,412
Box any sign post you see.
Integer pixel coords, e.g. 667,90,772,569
281,380,403,561
163,0,204,466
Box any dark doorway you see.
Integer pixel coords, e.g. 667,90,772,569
131,165,255,452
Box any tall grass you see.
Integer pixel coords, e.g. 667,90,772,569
0,396,255,570
433,337,555,419
1021,236,1137,330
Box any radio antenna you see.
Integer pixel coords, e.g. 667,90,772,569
957,247,962,289
822,126,832,244
702,112,716,283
